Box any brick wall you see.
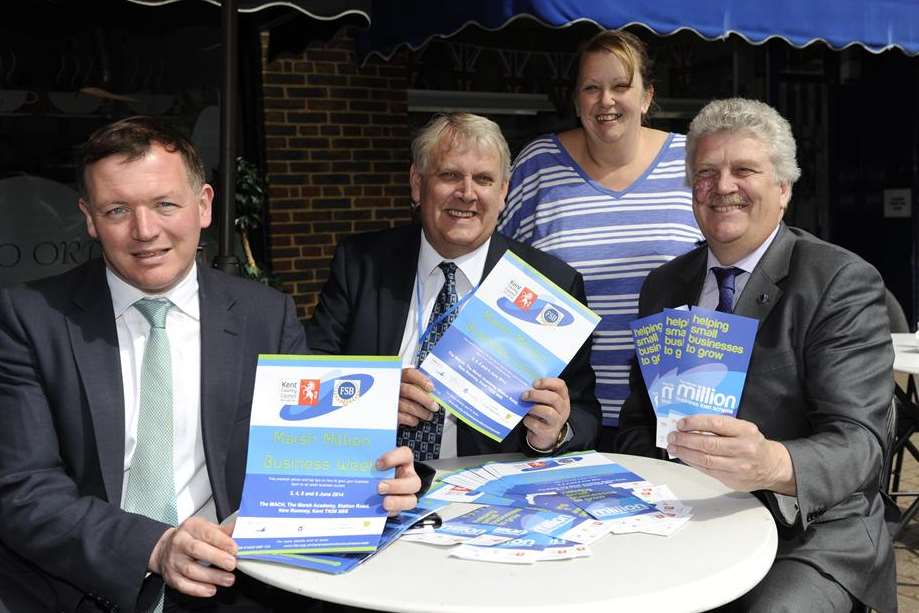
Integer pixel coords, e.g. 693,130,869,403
261,26,413,320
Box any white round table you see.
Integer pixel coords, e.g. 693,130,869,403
892,333,919,375
237,453,777,613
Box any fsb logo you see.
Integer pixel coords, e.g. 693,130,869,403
333,379,361,406
536,305,561,326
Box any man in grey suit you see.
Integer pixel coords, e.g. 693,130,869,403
0,117,421,612
617,99,896,612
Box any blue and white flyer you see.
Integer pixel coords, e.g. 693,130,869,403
661,307,758,422
243,499,447,573
419,251,600,442
636,307,758,448
440,504,608,544
233,355,401,555
630,312,664,405
629,313,666,444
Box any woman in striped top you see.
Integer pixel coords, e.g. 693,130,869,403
498,30,702,449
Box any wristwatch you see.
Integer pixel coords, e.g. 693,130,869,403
528,421,572,454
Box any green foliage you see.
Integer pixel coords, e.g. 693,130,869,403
235,157,266,233
234,157,281,288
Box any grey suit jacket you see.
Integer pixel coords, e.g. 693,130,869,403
617,224,897,613
0,259,306,613
306,225,601,456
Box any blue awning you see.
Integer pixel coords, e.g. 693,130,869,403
361,0,919,60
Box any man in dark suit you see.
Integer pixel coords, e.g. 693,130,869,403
617,98,896,612
308,113,600,459
0,117,421,612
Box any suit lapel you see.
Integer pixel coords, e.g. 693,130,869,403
667,248,708,310
734,224,793,323
378,227,421,354
69,260,125,503
198,267,244,510
483,232,509,278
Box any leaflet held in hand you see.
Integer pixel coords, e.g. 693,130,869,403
233,355,400,555
631,307,758,447
420,251,599,442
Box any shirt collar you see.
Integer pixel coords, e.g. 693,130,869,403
418,229,491,287
706,223,781,274
107,262,200,321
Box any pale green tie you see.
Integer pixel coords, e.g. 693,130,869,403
124,299,177,613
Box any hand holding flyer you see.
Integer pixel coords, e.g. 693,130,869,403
419,252,599,443
233,355,400,555
630,307,758,448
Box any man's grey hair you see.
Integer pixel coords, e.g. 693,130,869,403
411,113,511,182
686,98,801,188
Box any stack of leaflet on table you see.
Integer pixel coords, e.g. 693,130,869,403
404,451,693,564
630,307,758,448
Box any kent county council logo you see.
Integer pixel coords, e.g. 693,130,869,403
279,373,374,420
496,292,574,327
279,378,318,405
513,287,537,311
299,379,320,405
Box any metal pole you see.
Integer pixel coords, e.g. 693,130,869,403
215,0,241,274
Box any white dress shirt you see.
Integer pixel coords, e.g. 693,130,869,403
108,264,215,523
397,231,491,459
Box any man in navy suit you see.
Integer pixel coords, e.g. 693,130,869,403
0,117,421,612
308,113,600,459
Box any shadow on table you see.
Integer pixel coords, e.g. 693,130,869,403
675,491,766,523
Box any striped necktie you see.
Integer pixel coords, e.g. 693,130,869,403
397,262,458,461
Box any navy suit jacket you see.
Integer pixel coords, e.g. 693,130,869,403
617,224,897,612
0,259,306,613
306,225,601,456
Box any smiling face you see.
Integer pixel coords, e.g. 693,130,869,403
690,130,790,264
575,50,652,146
411,139,509,259
79,143,213,293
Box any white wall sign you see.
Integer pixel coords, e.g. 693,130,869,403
884,188,912,218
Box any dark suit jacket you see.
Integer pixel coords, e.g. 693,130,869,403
306,225,600,456
0,259,307,613
617,224,896,612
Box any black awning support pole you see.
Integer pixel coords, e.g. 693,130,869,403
214,0,241,275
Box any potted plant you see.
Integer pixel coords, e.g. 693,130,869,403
234,156,278,287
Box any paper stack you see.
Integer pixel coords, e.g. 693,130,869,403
405,451,693,564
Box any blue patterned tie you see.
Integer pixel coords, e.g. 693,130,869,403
398,262,459,461
712,267,743,313
124,299,177,613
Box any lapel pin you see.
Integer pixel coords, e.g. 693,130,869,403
757,293,769,304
